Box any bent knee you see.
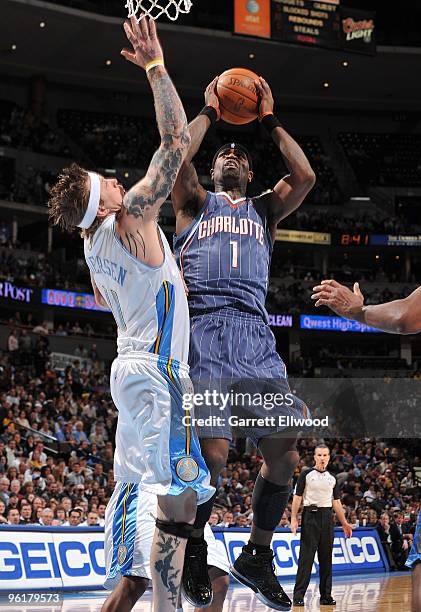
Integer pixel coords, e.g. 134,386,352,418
158,489,197,524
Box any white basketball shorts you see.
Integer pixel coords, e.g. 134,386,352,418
104,485,229,588
110,352,213,502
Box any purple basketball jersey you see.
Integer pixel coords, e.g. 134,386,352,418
173,191,273,321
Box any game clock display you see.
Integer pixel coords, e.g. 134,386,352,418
336,233,370,246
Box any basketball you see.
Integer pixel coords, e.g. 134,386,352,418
217,67,260,125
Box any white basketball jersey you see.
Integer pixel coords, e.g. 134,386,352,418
84,215,189,363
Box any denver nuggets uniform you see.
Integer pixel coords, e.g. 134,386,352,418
104,489,229,589
174,191,307,444
84,215,214,584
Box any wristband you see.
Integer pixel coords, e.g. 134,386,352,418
199,105,219,125
145,59,165,74
260,112,282,134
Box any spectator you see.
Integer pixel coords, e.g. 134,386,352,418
7,508,21,525
7,329,19,354
390,512,411,569
82,510,100,526
65,508,83,527
0,477,10,506
20,502,34,524
0,500,6,523
376,513,397,570
39,507,54,526
217,511,235,528
66,462,85,487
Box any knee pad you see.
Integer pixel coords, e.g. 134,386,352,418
155,518,195,540
252,474,291,532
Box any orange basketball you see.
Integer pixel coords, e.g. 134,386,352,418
217,68,259,125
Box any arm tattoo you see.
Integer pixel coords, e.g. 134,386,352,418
120,230,146,259
154,532,182,607
123,72,190,219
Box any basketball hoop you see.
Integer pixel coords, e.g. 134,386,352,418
125,0,192,22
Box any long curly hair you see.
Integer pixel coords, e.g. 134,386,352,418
47,163,101,239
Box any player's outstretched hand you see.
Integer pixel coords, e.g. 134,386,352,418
121,16,164,70
311,279,365,319
255,77,274,120
204,76,221,120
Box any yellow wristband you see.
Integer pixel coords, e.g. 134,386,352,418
145,59,165,73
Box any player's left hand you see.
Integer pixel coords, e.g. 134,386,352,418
255,77,274,120
121,16,164,71
311,279,365,319
343,522,353,538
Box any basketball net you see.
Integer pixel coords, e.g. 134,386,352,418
125,0,192,21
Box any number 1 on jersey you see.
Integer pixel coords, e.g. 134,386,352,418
230,240,238,269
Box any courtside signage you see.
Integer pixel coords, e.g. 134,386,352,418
300,314,383,333
217,528,387,578
0,527,386,591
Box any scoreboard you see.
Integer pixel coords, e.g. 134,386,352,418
271,0,341,50
234,0,376,55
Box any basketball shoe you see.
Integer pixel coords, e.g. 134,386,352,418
182,538,213,608
230,546,292,610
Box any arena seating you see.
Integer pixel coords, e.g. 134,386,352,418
339,132,421,187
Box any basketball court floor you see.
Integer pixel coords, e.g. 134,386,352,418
0,572,411,612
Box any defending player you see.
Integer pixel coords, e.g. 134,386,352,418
104,489,230,612
48,18,214,612
311,279,421,612
171,78,315,610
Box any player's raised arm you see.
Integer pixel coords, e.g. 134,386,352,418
311,280,421,335
254,78,316,240
171,78,220,234
120,17,191,227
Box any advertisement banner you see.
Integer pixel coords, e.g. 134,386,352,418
0,527,105,591
234,0,271,38
0,526,387,592
215,527,387,577
0,281,34,304
276,229,331,245
300,314,383,333
340,7,376,55
370,234,421,247
41,289,110,312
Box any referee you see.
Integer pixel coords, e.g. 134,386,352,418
291,444,352,607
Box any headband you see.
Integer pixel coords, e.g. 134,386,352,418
77,172,101,229
212,143,253,171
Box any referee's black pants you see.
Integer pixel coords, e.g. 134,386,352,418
294,507,334,600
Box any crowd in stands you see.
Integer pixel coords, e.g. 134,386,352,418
0,339,419,570
4,313,114,345
339,132,421,188
0,101,70,157
0,246,90,292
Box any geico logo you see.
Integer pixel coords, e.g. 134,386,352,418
332,536,381,565
227,535,381,573
0,540,105,579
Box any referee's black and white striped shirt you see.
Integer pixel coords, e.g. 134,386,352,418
294,467,340,508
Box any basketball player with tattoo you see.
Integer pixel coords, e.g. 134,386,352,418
311,279,421,612
48,18,213,612
171,77,315,610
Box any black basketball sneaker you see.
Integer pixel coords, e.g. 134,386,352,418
182,538,213,608
230,546,292,611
